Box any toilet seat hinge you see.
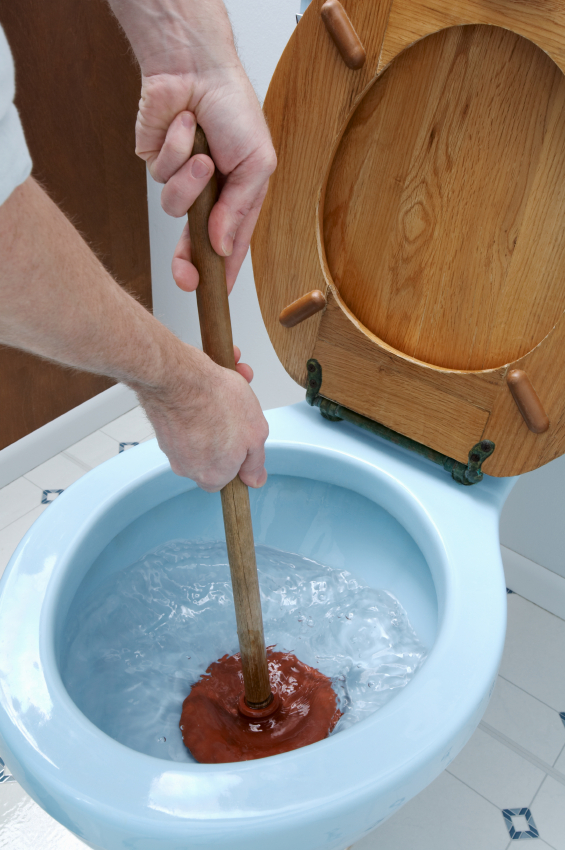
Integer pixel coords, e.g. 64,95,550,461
305,359,495,485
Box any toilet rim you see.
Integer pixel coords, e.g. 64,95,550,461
0,413,506,830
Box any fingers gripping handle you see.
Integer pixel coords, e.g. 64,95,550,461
187,127,273,710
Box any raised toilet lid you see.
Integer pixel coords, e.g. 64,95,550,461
251,0,565,477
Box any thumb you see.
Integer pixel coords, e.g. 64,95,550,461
237,443,268,489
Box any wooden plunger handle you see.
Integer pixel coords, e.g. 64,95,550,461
188,126,272,709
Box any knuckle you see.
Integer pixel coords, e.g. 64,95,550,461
196,476,214,492
247,448,266,471
198,471,223,493
256,422,269,444
161,181,186,217
199,482,218,494
136,147,152,165
148,158,167,184
262,148,277,176
152,162,167,184
165,131,192,163
153,146,186,185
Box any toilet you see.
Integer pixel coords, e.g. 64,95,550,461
2,0,565,848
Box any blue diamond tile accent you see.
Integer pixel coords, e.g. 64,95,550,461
41,489,64,504
0,757,14,783
119,442,139,453
559,711,565,728
502,808,539,840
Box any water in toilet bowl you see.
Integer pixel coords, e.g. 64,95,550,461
61,540,428,763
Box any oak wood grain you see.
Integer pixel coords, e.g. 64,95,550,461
252,0,565,476
313,296,491,460
484,310,565,475
379,0,565,74
324,25,565,371
252,0,394,389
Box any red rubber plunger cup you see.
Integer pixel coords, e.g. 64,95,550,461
180,650,341,764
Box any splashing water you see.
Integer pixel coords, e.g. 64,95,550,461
61,541,427,762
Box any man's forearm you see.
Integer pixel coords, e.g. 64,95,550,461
0,176,269,492
0,177,206,396
107,0,237,76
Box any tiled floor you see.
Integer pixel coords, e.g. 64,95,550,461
0,406,155,575
352,591,565,850
0,407,564,849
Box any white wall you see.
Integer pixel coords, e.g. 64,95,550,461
148,0,303,413
500,457,565,581
148,0,565,584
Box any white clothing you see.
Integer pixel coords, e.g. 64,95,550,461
0,23,32,206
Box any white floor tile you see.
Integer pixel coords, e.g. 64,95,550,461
24,453,86,492
554,744,565,774
0,781,88,848
501,546,565,623
100,405,154,443
483,677,565,766
530,776,565,850
447,726,545,810
0,506,47,577
64,430,122,469
0,477,43,532
499,594,565,712
350,771,510,850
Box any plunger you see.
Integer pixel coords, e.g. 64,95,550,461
179,127,341,763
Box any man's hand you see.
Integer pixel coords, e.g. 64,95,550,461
107,0,277,293
137,349,268,492
138,80,275,296
0,178,268,492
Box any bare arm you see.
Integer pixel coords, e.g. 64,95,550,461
0,177,268,491
106,0,277,293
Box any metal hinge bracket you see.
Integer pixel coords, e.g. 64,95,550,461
305,359,494,485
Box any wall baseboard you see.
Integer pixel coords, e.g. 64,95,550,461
501,544,565,621
0,384,138,489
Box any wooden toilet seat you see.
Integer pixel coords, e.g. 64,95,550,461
251,0,565,477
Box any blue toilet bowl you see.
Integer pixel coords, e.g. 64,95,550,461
0,403,514,850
